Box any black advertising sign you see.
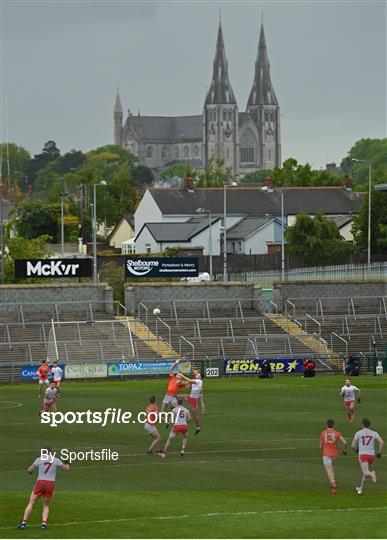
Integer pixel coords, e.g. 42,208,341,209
125,257,199,279
15,259,92,279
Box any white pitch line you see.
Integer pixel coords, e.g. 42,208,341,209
1,506,386,530
0,401,23,410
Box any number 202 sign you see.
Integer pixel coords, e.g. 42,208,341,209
205,367,219,377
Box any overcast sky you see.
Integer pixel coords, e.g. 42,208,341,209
1,0,386,169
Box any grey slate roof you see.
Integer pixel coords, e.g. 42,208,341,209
205,22,236,105
325,215,353,229
247,23,278,107
149,187,364,217
136,216,219,242
226,216,281,240
125,115,202,142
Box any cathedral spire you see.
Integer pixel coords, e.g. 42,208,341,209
247,22,278,107
205,20,236,105
114,90,123,114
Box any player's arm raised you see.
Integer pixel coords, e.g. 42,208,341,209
169,359,180,374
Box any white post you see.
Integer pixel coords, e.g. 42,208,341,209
368,163,372,266
281,190,285,281
60,194,65,257
223,184,227,282
93,183,97,284
209,211,213,280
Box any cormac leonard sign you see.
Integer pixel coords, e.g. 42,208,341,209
15,259,92,278
125,257,199,278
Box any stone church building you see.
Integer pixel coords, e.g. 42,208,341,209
113,21,281,175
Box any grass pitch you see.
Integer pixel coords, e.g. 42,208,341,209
0,375,386,538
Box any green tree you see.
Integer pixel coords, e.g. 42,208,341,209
285,212,353,266
27,140,61,184
15,203,59,241
133,165,154,190
98,261,125,303
5,235,51,283
352,185,387,255
271,158,341,187
196,157,232,187
0,143,31,188
159,162,194,182
341,138,387,187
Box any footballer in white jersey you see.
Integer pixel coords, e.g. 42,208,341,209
160,397,191,458
38,382,58,416
351,418,384,495
17,444,70,530
340,379,361,423
179,368,205,435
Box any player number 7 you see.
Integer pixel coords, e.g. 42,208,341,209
361,435,372,446
43,462,53,473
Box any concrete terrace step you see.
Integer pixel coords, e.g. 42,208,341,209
266,313,341,368
125,316,179,360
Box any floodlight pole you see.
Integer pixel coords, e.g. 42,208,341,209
0,182,4,283
280,190,285,281
93,181,107,284
351,158,372,265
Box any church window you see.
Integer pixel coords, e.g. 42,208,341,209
268,149,271,160
175,147,179,159
193,145,200,158
184,146,189,159
228,112,232,121
226,149,230,159
146,146,153,158
161,146,167,159
223,111,227,121
240,128,257,164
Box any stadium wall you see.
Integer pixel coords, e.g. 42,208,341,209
125,282,262,314
0,283,113,314
272,280,387,310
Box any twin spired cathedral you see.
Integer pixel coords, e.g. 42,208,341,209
113,21,281,175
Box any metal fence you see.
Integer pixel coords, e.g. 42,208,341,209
222,262,387,288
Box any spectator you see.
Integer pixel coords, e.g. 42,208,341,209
346,355,360,377
303,358,315,378
259,359,274,379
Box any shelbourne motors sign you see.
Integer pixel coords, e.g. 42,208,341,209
15,259,92,279
125,257,199,278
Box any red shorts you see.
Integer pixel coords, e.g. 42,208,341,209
44,402,55,410
54,380,61,386
344,400,355,408
188,396,199,408
33,480,55,498
172,425,188,435
359,454,375,464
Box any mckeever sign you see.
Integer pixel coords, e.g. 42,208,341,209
15,259,93,279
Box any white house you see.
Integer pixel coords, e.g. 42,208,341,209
135,216,221,255
225,216,285,254
108,214,134,251
134,180,364,255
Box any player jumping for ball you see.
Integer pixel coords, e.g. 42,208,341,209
50,362,63,396
37,360,51,398
340,378,361,423
38,382,58,416
160,397,191,457
352,418,384,495
319,419,348,495
17,444,70,530
144,395,163,456
179,368,205,435
160,359,187,426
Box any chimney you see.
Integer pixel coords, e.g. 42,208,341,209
261,176,273,191
343,176,353,191
185,176,194,192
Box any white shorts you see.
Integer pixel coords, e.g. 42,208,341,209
39,379,49,385
162,394,178,407
322,456,336,465
144,422,159,436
